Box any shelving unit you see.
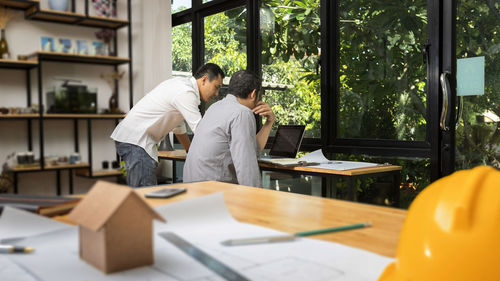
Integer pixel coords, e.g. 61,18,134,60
0,0,132,195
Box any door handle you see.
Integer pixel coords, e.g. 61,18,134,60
439,71,451,131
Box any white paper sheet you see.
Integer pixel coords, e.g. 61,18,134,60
299,149,379,170
1,193,393,281
0,206,73,243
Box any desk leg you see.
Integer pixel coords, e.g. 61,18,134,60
69,169,73,194
331,177,338,199
347,176,354,201
392,171,401,207
13,172,18,194
321,177,327,197
172,160,177,183
56,170,61,196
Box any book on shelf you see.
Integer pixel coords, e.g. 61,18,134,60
0,194,81,217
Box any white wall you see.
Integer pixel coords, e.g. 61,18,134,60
0,0,172,195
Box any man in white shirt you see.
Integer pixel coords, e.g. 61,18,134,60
111,63,224,187
183,70,274,187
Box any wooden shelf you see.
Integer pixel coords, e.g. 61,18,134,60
0,0,38,10
26,7,85,24
43,113,126,119
24,6,128,28
79,15,129,29
0,113,39,119
0,114,125,119
75,168,122,178
9,162,90,172
28,51,130,65
0,59,38,69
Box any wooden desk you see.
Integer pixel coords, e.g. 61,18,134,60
158,150,402,206
59,181,406,257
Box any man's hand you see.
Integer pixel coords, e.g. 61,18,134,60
252,101,275,124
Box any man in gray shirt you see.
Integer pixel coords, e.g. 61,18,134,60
183,70,275,187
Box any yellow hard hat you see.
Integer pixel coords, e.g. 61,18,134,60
378,166,500,281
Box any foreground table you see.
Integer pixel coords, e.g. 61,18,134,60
131,181,404,257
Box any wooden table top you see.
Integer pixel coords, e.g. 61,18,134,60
158,150,402,176
130,181,404,257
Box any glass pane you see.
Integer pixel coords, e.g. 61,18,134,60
172,22,193,135
455,1,500,170
339,1,427,140
172,23,192,77
171,0,191,13
328,153,430,208
204,6,247,107
260,0,321,138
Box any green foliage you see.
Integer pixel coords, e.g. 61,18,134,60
172,23,192,72
455,0,500,170
204,8,247,76
171,0,499,206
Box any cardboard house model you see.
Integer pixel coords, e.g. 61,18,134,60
68,181,166,273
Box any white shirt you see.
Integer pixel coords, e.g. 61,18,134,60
111,76,201,160
183,94,261,187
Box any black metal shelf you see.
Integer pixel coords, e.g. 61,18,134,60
75,168,123,178
25,7,129,29
0,59,38,69
28,52,130,66
2,0,133,195
0,0,38,10
0,114,126,120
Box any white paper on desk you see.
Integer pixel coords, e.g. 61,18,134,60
0,206,73,242
299,149,379,170
0,256,38,281
151,193,393,281
4,193,392,281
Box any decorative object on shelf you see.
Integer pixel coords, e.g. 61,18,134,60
48,0,69,12
102,160,109,169
111,160,119,169
0,6,15,59
76,40,89,55
95,28,115,56
41,36,55,52
100,70,124,114
56,38,74,53
46,79,97,114
92,0,117,17
91,41,105,56
69,153,81,164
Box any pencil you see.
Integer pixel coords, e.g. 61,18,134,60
221,222,371,246
295,222,372,237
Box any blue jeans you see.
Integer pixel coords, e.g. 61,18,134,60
115,141,158,187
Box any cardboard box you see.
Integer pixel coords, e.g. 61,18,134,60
68,181,166,273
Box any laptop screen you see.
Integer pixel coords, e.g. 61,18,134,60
269,125,306,158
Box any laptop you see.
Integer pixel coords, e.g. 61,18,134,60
258,125,307,166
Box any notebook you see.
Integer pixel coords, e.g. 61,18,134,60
258,125,310,166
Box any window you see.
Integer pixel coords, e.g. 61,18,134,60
172,22,192,76
203,6,247,107
171,0,191,13
260,0,321,138
338,0,427,141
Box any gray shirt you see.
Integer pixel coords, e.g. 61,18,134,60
183,94,261,187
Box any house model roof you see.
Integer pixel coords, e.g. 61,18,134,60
68,181,165,231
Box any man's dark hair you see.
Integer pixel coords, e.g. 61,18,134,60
228,70,261,99
194,63,225,81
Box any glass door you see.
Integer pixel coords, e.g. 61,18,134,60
441,0,500,173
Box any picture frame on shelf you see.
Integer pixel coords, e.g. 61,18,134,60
56,38,74,53
76,40,89,55
41,36,55,52
92,41,105,56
